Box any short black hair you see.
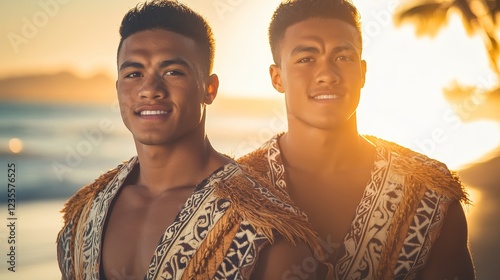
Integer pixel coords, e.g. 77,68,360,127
269,0,362,65
117,0,215,75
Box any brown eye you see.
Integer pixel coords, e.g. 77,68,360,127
335,56,351,61
164,70,184,76
125,72,142,78
297,57,315,63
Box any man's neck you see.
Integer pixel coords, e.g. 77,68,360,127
279,122,374,174
133,137,230,195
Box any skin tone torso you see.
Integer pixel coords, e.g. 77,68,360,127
101,29,231,279
270,17,475,279
280,132,375,261
101,28,315,280
271,17,371,260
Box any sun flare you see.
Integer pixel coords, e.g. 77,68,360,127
8,138,23,154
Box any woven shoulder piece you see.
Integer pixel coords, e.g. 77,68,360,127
364,135,469,204
215,167,316,245
60,164,122,228
213,164,320,249
238,147,270,176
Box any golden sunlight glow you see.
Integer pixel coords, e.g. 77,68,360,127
466,187,481,215
357,13,498,170
464,186,482,239
0,0,498,167
9,138,23,154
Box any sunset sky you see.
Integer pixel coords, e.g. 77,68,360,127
1,0,500,168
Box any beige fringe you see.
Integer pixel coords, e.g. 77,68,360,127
183,209,241,280
365,135,470,203
213,167,320,248
364,135,471,279
57,163,123,278
375,175,428,279
236,155,333,279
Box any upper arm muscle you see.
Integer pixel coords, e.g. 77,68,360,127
418,200,475,279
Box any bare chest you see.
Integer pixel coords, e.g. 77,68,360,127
101,186,194,279
286,169,372,256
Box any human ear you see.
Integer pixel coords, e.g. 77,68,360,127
270,64,285,93
204,74,219,105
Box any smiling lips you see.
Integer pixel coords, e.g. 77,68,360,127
139,110,170,116
313,94,342,100
310,87,346,100
135,105,173,118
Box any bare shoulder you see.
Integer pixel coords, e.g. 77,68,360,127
418,200,475,279
251,236,320,280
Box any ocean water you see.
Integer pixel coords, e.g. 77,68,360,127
0,101,286,203
1,102,133,202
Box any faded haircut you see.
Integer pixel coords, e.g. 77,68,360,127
117,0,215,75
269,0,362,65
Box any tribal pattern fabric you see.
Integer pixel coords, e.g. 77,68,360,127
238,134,467,280
57,156,317,280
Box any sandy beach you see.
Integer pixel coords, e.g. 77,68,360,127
0,200,63,280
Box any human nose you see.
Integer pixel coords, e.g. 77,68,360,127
315,60,341,85
138,73,167,99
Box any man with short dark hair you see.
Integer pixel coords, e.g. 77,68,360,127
57,1,323,279
239,0,475,279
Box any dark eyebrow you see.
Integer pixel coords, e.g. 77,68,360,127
290,45,320,57
119,58,191,72
119,61,144,71
158,58,190,69
332,45,356,54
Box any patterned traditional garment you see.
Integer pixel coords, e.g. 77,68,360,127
238,134,469,280
57,156,321,280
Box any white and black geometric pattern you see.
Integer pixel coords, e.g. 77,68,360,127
260,135,455,280
57,157,277,280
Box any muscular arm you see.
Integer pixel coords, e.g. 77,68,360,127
418,200,475,280
251,236,319,280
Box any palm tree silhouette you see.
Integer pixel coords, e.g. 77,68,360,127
394,0,500,119
395,0,500,74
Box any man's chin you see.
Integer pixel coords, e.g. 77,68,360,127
134,136,169,147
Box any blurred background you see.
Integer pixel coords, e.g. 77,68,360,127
0,0,499,278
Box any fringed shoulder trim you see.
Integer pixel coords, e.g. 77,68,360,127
60,163,123,227
238,146,271,176
365,135,470,204
213,165,322,255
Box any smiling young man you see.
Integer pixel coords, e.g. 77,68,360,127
238,0,475,279
56,1,324,279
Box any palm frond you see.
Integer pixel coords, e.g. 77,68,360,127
484,32,500,74
452,0,479,35
394,2,453,37
443,81,500,121
485,0,500,24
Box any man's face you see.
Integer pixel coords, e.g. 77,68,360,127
270,18,366,130
116,29,215,146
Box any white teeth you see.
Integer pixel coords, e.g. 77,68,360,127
314,95,340,100
140,110,169,115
